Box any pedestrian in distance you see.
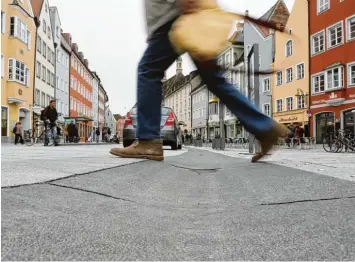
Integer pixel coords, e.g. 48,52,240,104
110,0,289,162
41,100,59,146
13,122,24,145
95,128,100,144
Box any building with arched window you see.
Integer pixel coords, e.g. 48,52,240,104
272,0,309,133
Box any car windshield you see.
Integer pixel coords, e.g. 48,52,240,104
131,107,170,115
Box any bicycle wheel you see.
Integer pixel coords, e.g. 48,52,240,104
25,136,34,146
323,138,331,152
331,140,343,153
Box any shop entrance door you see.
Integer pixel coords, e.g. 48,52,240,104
343,109,355,136
315,112,335,143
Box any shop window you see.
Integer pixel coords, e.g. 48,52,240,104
1,107,8,136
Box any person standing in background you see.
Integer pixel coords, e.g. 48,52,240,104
13,122,24,145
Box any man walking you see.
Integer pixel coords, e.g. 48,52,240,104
13,122,24,145
42,100,59,146
110,0,288,162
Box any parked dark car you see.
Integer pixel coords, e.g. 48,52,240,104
123,105,182,150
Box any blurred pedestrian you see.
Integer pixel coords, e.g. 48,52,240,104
13,122,24,145
110,0,289,162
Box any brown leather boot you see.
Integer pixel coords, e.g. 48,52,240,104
110,140,164,161
251,122,290,163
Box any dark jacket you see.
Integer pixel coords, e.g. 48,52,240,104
44,106,58,123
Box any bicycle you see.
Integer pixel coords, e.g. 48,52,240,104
24,121,57,146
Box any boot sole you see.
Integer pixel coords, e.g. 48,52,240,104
110,150,164,161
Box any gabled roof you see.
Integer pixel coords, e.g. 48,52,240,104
229,30,244,44
250,0,290,38
30,0,44,17
162,70,199,98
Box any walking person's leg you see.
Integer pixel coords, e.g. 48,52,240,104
110,20,179,160
14,134,19,145
194,61,289,162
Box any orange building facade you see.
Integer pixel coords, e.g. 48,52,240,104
69,42,93,139
309,0,355,143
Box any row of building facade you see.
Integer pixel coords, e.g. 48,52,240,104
163,0,355,143
1,0,117,142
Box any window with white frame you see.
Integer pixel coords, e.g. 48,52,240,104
51,73,54,87
312,73,325,93
42,65,46,82
263,78,270,92
276,71,283,86
317,0,329,13
56,76,59,89
27,30,30,49
37,35,41,53
297,95,306,109
46,69,50,84
35,89,40,105
47,26,51,39
43,42,47,58
263,104,270,116
61,79,64,91
43,20,46,33
56,26,59,37
286,97,293,111
286,40,293,57
47,47,51,62
296,63,305,79
41,92,45,107
348,62,355,86
276,99,283,112
8,58,29,86
327,66,343,89
346,15,355,41
286,67,293,83
327,22,343,48
2,11,6,33
311,31,324,55
10,17,28,43
225,53,230,67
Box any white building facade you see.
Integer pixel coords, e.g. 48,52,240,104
33,0,55,116
91,72,99,130
49,6,69,124
163,58,194,132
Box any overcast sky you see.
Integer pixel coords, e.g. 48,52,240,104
48,0,295,115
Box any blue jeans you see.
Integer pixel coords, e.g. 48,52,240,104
136,20,274,140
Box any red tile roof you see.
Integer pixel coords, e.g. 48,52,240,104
30,0,44,17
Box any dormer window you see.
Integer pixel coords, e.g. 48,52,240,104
286,40,293,57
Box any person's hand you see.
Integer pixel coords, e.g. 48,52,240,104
45,119,50,124
177,0,201,14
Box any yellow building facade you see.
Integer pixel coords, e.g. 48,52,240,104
272,0,310,129
1,0,36,142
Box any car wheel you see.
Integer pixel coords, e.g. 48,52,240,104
171,140,178,150
123,140,133,148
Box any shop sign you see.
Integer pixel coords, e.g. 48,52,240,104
312,99,326,105
279,116,298,123
65,118,76,124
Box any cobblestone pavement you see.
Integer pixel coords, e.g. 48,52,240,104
187,146,355,182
